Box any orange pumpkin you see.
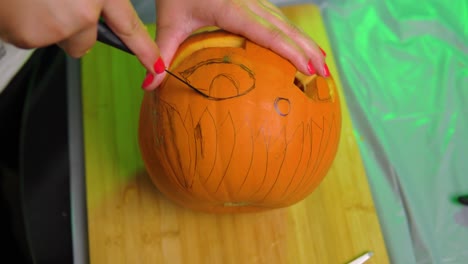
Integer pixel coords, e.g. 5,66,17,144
138,30,342,213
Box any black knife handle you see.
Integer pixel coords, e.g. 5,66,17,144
458,195,468,206
97,21,134,55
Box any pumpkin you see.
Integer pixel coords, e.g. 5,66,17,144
138,30,342,213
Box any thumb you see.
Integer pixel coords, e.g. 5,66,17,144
151,23,192,88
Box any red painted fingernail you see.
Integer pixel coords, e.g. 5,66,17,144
153,57,165,74
307,60,317,75
141,73,154,89
323,64,330,77
319,47,327,57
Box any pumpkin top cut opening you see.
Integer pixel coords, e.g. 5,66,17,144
169,29,333,102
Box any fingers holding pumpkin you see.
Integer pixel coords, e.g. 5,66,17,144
151,23,195,90
253,0,329,76
149,0,329,90
216,0,327,77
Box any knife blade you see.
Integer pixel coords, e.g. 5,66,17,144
348,252,373,264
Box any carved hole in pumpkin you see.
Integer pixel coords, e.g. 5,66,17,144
293,74,315,99
293,74,333,102
316,76,332,101
294,77,305,92
171,34,246,70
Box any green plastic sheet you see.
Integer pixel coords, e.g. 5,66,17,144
322,0,468,263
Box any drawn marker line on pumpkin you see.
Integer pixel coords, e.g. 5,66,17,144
285,117,328,202
237,128,270,199
258,127,289,202
309,117,331,181
166,68,255,101
157,108,335,207
279,123,306,198
274,97,291,116
158,105,188,189
165,64,335,202
261,158,287,203
165,70,210,99
176,58,256,100
214,112,237,193
194,107,217,185
312,117,328,173
158,103,337,205
183,107,197,188
236,126,256,195
297,115,336,199
286,121,315,201
166,105,193,188
248,131,271,198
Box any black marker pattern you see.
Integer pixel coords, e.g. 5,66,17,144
175,58,256,101
150,59,340,206
151,96,339,206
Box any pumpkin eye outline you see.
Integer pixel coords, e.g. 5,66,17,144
178,58,256,101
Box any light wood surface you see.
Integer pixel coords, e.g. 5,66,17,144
81,4,389,264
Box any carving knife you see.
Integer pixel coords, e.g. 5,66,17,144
96,20,205,96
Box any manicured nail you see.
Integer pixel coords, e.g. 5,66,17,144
319,47,326,57
323,64,330,77
141,73,154,89
153,57,165,74
307,60,317,75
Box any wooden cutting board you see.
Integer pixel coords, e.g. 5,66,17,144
81,4,389,264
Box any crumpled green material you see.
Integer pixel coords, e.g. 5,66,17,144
322,0,468,263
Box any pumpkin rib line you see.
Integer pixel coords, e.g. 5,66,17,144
193,107,227,203
258,129,288,203
284,120,315,202
157,103,184,189
198,107,218,185
236,124,255,196
310,116,332,177
164,104,222,202
297,114,336,200
184,107,197,188
214,112,237,198
309,116,326,177
251,130,270,197
279,122,306,199
169,103,193,188
194,170,225,204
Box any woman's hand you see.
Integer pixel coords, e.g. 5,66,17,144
0,0,327,91
0,0,160,79
148,0,328,90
